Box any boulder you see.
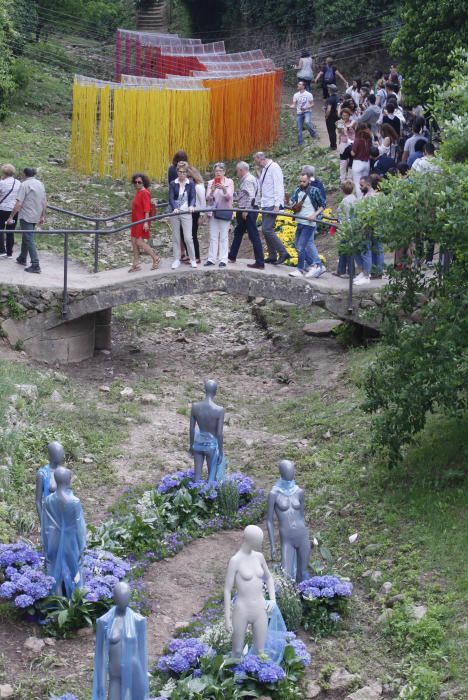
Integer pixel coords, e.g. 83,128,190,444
0,685,14,698
50,390,63,402
369,570,383,585
379,582,393,596
141,393,158,405
24,636,45,654
345,683,382,700
306,680,322,698
303,319,342,336
329,667,360,691
386,594,405,608
14,384,38,401
410,604,427,621
119,387,134,400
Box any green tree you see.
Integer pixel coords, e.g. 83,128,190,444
0,0,17,119
391,0,468,104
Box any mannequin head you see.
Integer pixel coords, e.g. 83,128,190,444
55,466,72,489
243,525,264,552
278,459,295,482
114,582,132,612
204,379,218,398
48,441,65,468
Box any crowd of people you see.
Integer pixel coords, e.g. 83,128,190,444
129,149,329,278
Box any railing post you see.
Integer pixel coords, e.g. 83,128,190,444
347,255,355,314
62,232,69,320
94,220,99,273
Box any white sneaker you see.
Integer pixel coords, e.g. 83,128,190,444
171,259,181,270
190,260,198,268
289,269,304,277
353,272,364,282
312,265,327,278
0,253,7,258
305,265,320,278
354,275,370,285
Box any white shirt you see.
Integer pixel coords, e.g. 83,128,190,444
293,90,313,114
257,160,284,208
174,178,189,211
194,182,206,210
411,157,441,174
17,177,46,223
0,177,21,212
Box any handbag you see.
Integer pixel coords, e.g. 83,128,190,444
290,191,309,214
0,179,16,207
214,203,232,220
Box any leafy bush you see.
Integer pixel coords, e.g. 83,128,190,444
275,572,303,631
399,665,441,699
298,575,353,636
90,470,266,559
383,604,445,658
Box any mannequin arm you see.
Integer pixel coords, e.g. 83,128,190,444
35,473,43,520
217,409,224,454
266,492,277,560
189,412,196,452
224,557,236,630
299,489,306,520
261,554,276,611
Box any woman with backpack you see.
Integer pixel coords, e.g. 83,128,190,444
0,164,20,258
294,50,314,92
315,57,347,99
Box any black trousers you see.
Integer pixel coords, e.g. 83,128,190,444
191,212,201,260
229,211,264,266
0,210,17,255
326,116,338,148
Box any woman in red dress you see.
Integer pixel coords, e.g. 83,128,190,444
129,173,160,272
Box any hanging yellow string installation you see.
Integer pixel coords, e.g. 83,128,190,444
70,69,282,180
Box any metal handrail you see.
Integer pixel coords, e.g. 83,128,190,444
11,206,341,319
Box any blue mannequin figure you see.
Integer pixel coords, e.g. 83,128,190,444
189,379,226,482
42,466,86,597
92,582,149,700
266,459,311,583
35,441,65,523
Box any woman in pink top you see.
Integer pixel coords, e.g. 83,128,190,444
205,162,234,267
336,107,356,182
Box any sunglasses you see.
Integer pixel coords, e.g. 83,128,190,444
134,179,143,184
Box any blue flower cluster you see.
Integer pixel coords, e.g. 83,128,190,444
235,655,286,684
157,469,195,494
228,472,255,496
51,694,79,700
82,549,131,602
298,575,353,600
285,633,312,666
0,544,55,609
157,637,210,676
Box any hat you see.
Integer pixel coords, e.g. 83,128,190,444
328,84,337,93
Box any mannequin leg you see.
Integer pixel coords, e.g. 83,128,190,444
281,540,296,579
232,609,249,657
251,609,268,655
193,452,205,481
296,537,311,583
108,676,121,700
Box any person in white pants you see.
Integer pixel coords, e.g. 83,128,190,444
168,161,197,268
205,163,234,268
350,124,372,199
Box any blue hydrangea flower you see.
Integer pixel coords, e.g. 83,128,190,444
14,594,34,608
290,638,312,666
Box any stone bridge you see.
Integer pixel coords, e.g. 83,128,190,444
0,253,384,363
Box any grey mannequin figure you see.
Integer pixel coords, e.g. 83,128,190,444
266,459,311,583
42,466,86,597
224,525,276,658
92,582,149,700
189,379,225,482
35,441,65,522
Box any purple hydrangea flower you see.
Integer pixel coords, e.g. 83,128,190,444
290,638,312,666
298,575,353,600
14,594,34,608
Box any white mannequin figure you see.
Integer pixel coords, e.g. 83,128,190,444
224,525,276,658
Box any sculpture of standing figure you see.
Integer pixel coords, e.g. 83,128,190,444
266,459,311,583
92,582,149,700
189,379,225,482
35,441,65,522
224,525,277,658
42,466,86,597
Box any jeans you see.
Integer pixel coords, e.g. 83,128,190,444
18,220,40,268
0,210,17,255
262,207,287,260
337,254,351,275
356,237,383,275
296,110,316,145
295,224,320,270
371,239,384,273
326,116,337,149
229,211,264,266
